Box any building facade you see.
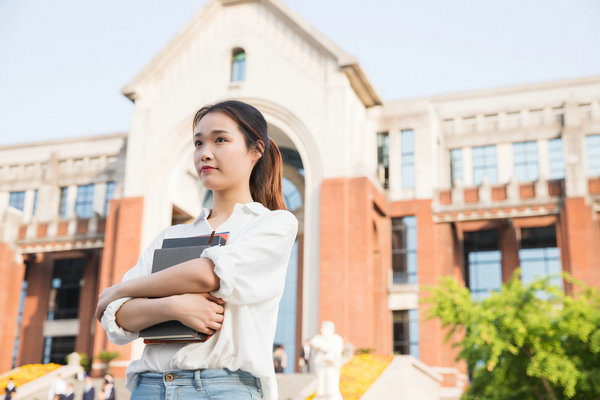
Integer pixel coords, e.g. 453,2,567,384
1,0,599,396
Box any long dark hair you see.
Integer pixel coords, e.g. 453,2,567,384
192,100,286,211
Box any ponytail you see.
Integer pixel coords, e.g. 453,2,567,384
250,137,286,211
192,100,286,211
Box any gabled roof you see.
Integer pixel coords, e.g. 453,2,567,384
122,0,382,107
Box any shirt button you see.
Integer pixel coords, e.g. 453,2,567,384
165,373,174,382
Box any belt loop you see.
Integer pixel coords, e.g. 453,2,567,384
194,370,202,391
134,374,140,390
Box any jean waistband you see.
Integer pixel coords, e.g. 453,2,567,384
137,368,261,390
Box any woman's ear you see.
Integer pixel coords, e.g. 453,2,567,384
252,140,265,162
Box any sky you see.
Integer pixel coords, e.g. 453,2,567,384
0,0,599,147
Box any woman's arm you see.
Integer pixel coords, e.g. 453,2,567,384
96,257,219,321
115,293,225,334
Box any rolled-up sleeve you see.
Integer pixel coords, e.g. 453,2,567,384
101,229,167,345
201,211,298,305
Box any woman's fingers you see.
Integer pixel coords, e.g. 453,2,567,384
203,294,225,305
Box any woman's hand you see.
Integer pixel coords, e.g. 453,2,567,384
172,293,225,335
96,283,123,322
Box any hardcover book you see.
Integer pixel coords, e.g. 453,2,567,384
140,232,228,344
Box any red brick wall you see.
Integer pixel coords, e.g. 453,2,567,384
319,177,392,354
562,198,600,290
390,199,460,368
0,243,25,372
18,254,52,365
91,197,144,377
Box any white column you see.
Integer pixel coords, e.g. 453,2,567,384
389,129,401,197
93,182,107,216
497,143,513,184
538,139,550,181
22,189,35,223
66,185,78,219
462,147,473,186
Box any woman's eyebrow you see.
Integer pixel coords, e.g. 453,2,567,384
194,129,232,138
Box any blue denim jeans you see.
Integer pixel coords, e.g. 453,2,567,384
131,369,263,400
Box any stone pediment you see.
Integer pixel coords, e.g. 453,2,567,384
121,0,381,107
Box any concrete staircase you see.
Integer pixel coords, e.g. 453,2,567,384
276,373,317,400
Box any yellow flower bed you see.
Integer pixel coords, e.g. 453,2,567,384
305,354,394,400
0,363,61,389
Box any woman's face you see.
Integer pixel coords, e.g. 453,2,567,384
193,111,261,192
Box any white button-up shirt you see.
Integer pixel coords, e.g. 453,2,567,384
101,201,298,399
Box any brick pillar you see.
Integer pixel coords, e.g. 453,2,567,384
392,201,466,380
91,197,144,378
500,221,519,282
76,250,102,358
319,177,391,354
18,253,52,365
562,197,600,289
0,243,25,372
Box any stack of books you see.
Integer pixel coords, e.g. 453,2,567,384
140,231,228,344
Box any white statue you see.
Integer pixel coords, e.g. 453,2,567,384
310,321,344,400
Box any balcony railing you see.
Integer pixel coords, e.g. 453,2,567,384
433,179,564,222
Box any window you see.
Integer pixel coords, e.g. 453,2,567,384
231,48,246,82
9,191,25,211
450,148,463,186
401,129,415,189
377,132,390,189
586,134,600,176
12,275,28,368
42,336,76,365
203,190,213,209
59,187,69,219
548,138,565,179
393,310,419,358
104,181,115,216
519,226,562,290
47,258,85,320
282,177,302,212
513,141,538,182
464,230,502,301
472,145,497,185
391,216,417,284
32,189,38,215
75,184,94,218
274,239,299,373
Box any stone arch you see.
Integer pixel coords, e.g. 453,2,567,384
164,98,322,341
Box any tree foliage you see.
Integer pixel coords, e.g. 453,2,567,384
425,270,600,400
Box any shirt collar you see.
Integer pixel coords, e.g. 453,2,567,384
195,201,267,225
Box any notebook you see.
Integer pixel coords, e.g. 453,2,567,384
140,232,228,344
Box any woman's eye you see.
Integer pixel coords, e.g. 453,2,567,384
216,137,226,143
194,141,202,147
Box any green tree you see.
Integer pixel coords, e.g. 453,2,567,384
425,270,600,400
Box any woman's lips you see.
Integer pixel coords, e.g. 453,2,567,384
201,167,216,172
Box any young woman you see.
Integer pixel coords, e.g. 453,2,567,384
95,100,298,400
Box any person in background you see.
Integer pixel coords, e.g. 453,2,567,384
63,383,75,400
4,378,16,399
299,339,311,372
82,375,96,400
273,344,287,373
48,373,66,400
102,375,115,400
